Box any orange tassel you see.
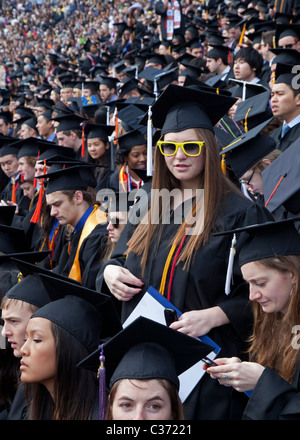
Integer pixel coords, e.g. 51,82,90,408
11,177,16,203
239,23,246,45
30,187,44,224
221,154,226,174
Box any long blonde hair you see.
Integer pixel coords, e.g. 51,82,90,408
248,255,300,383
126,128,239,274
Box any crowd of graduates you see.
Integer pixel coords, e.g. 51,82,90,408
0,0,300,423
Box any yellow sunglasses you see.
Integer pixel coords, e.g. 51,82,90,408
157,140,204,157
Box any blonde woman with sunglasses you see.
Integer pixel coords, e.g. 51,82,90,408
96,84,273,420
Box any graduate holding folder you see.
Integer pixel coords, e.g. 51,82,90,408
97,84,273,420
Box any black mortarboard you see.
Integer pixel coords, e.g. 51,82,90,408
43,164,97,194
220,118,276,178
206,44,233,61
98,76,119,89
117,129,146,153
276,23,300,45
145,53,168,68
84,122,114,141
213,218,300,267
83,81,100,92
233,90,272,131
21,117,38,130
6,269,50,309
77,316,213,390
0,224,27,254
0,111,13,124
55,114,85,132
140,84,236,134
229,79,269,101
262,138,300,214
116,104,146,131
8,137,39,158
116,78,148,99
36,273,122,347
99,190,136,212
0,206,16,226
36,139,75,162
271,48,300,67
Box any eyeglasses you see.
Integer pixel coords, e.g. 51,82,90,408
239,170,254,185
106,216,120,229
157,141,204,157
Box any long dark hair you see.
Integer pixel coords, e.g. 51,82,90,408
25,322,98,420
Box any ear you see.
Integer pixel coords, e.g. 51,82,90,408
289,270,298,286
295,92,300,106
73,190,84,205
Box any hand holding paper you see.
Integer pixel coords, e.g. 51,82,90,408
103,265,143,301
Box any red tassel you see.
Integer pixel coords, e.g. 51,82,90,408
30,186,44,224
33,178,37,189
20,173,24,183
81,121,86,158
11,178,16,203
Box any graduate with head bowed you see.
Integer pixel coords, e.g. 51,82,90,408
96,84,274,420
206,217,300,420
19,273,122,420
42,163,108,290
78,316,213,420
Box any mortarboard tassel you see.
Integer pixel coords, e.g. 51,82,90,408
81,121,86,158
98,344,106,420
11,177,16,204
20,173,24,183
264,174,287,208
30,185,44,224
273,36,276,49
221,154,226,175
113,108,118,145
106,106,110,125
244,107,251,132
225,233,236,295
239,23,246,45
147,106,153,177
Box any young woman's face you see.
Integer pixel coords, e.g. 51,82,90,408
241,261,297,314
111,379,173,420
87,138,109,160
126,145,147,171
106,211,127,243
20,317,56,393
163,128,205,190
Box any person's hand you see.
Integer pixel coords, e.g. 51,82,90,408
170,306,229,337
206,357,265,392
103,265,144,301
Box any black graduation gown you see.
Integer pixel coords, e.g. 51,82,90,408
6,383,28,420
96,190,273,419
36,224,69,270
243,364,300,420
269,123,300,153
0,176,30,215
53,222,108,290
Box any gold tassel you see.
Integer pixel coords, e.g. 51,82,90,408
221,154,226,174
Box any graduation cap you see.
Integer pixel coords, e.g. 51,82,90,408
84,122,114,141
98,76,119,89
276,23,300,45
229,79,269,101
55,114,85,133
0,111,13,124
262,138,300,214
5,262,51,309
35,97,55,111
7,137,39,159
0,224,27,254
206,44,233,61
0,135,18,156
145,53,168,68
213,217,300,267
21,117,38,131
36,273,122,348
116,78,148,99
220,117,276,178
271,48,300,67
116,128,146,153
233,90,272,131
140,83,237,134
36,139,75,162
83,81,100,93
0,205,16,226
77,316,214,392
116,104,145,131
42,164,97,194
